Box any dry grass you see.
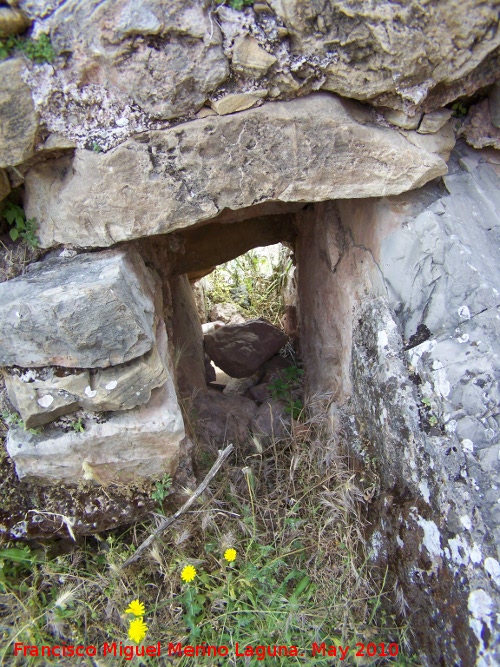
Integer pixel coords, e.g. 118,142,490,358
0,401,418,666
0,238,44,284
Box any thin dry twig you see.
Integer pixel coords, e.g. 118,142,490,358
121,444,234,568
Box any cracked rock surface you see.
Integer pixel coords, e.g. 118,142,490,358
26,93,448,248
0,247,158,368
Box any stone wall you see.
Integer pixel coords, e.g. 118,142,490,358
0,2,499,664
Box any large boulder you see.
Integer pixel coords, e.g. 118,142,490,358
204,319,287,379
0,248,158,368
26,94,449,248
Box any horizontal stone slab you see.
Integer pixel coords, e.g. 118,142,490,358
0,248,158,368
5,377,184,486
4,322,169,428
26,93,449,248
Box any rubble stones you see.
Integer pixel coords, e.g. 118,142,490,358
209,91,268,115
418,109,453,134
231,35,277,77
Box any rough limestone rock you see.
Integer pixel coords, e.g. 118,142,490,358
204,319,287,379
48,0,228,120
418,109,453,134
268,0,500,112
489,81,500,128
26,94,448,248
400,121,456,162
5,370,88,429
6,379,184,485
231,35,277,77
297,142,500,665
209,91,268,115
0,7,31,35
383,109,422,130
17,1,64,20
459,99,500,150
0,58,37,168
4,323,169,427
0,248,158,368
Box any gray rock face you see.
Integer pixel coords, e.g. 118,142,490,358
357,146,500,664
0,248,158,368
204,319,287,379
6,378,184,486
49,0,228,120
380,148,500,343
0,58,37,168
26,94,449,249
296,142,500,665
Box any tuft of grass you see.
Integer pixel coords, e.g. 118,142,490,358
0,401,419,666
0,32,55,63
1,408,42,435
215,0,254,10
0,237,43,282
269,364,305,420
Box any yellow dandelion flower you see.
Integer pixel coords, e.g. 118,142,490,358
125,599,145,617
128,617,148,643
224,548,237,562
181,564,197,583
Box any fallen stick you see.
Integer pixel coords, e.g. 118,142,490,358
121,443,234,569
